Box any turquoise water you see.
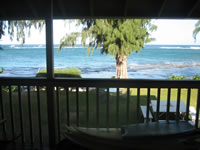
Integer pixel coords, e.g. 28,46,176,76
0,44,200,79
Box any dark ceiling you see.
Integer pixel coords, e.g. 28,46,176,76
0,0,200,20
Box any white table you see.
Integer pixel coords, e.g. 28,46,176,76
151,100,187,120
140,106,153,122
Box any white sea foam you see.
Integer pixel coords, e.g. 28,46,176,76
160,46,200,50
10,45,15,48
13,46,82,49
129,62,200,71
160,46,184,49
190,47,200,50
11,46,45,49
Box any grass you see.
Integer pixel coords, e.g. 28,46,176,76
0,87,199,145
36,68,81,78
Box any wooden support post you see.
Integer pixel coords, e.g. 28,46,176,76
45,0,56,148
46,1,54,79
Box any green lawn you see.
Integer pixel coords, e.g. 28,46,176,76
0,87,198,145
36,68,81,78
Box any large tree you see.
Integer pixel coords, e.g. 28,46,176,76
193,20,200,40
58,19,157,79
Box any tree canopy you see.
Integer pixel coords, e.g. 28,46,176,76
58,19,156,57
193,20,200,40
58,19,156,78
0,20,44,44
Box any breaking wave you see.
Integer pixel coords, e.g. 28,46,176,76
129,62,200,71
159,46,200,50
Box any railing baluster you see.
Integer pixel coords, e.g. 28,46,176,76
195,88,200,128
56,86,60,142
146,88,150,123
76,87,79,127
46,84,56,148
18,85,24,143
166,88,171,121
66,87,70,126
156,88,161,122
96,87,99,128
0,86,6,138
126,88,130,124
9,86,15,140
86,87,89,128
37,86,42,145
27,86,33,145
106,88,110,130
116,88,119,127
186,88,191,121
136,88,140,123
176,88,181,121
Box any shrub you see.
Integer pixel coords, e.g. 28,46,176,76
192,74,200,80
169,75,186,80
36,68,81,78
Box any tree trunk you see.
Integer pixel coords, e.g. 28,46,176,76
116,55,128,79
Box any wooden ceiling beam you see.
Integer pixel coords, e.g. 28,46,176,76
158,0,167,17
186,0,200,18
0,9,7,20
124,0,128,17
57,0,66,17
26,0,38,18
89,0,94,17
1,0,200,20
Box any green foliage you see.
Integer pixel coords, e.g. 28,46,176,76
2,86,17,93
193,20,200,40
57,19,157,57
169,75,186,80
0,20,45,44
36,68,81,78
0,67,4,73
169,75,200,80
192,74,200,80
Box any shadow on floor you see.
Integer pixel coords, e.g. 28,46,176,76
56,138,90,150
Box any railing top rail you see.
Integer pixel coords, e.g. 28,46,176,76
0,77,200,88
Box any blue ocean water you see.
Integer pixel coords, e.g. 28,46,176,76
0,44,200,79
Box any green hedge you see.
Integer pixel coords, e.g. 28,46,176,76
36,68,81,78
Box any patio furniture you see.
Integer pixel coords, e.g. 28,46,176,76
62,121,198,150
140,106,153,122
151,100,187,120
189,106,196,120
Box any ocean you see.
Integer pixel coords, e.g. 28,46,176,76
0,44,200,79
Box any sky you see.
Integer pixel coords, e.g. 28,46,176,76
0,19,200,45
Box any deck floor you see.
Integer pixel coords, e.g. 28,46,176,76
0,121,199,150
0,143,50,150
121,121,196,139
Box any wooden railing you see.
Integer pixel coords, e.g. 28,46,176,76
0,77,200,147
